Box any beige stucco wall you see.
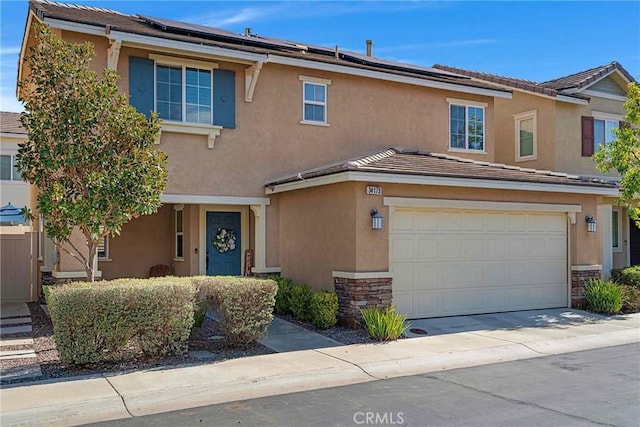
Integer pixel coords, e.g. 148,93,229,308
278,180,603,291
99,205,173,279
277,182,357,290
555,96,626,176
493,92,557,171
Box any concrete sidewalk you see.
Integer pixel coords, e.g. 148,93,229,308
1,311,638,427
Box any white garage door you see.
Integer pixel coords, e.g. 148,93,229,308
390,208,568,318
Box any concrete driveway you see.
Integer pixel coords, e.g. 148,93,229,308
406,308,609,337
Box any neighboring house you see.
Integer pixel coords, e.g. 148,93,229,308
0,112,29,210
0,111,46,303
434,62,638,276
18,0,619,322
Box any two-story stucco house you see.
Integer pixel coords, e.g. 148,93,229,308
19,1,620,323
434,62,638,278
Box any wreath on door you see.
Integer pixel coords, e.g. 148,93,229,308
213,227,237,253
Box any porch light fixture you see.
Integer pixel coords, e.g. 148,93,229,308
585,215,597,233
370,209,383,230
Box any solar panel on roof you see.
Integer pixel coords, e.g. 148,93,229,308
139,15,307,52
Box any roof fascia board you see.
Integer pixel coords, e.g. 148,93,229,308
161,194,270,206
17,10,37,97
267,54,512,99
581,90,627,102
266,170,619,196
0,132,28,139
110,30,268,64
43,17,107,37
461,75,588,105
383,197,582,213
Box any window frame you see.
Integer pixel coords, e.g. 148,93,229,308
175,205,184,261
592,111,622,154
299,75,331,126
97,235,109,260
0,154,23,182
612,208,622,252
154,60,216,126
514,110,537,162
447,98,487,152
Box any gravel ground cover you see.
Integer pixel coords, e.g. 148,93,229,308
1,304,375,386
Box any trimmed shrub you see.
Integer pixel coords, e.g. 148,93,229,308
189,276,277,347
46,277,196,365
271,276,296,315
583,279,623,314
611,266,640,288
193,300,209,328
620,285,640,313
310,291,338,329
360,306,409,341
290,284,313,322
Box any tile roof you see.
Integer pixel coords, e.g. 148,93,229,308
539,61,636,91
433,61,636,100
29,1,510,95
0,112,26,135
266,148,618,190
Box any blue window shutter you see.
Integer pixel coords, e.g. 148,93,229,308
129,57,155,117
213,70,236,128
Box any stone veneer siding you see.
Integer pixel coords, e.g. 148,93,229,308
334,276,392,328
571,267,602,308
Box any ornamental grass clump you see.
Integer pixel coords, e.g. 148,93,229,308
360,306,409,341
583,279,623,315
46,277,196,365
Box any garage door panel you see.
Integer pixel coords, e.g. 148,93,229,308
390,236,413,260
391,208,567,318
391,210,414,231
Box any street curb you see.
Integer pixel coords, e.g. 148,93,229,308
1,319,638,426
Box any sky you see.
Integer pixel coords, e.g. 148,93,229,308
1,0,639,112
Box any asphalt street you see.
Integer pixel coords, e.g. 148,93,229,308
96,343,640,427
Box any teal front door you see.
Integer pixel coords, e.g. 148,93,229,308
206,212,241,276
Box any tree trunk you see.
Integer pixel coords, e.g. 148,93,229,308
85,241,97,282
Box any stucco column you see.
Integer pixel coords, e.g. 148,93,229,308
598,204,612,279
250,204,266,272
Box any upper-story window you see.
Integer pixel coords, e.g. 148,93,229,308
447,98,486,152
129,55,236,134
156,64,213,125
581,112,622,157
514,110,537,161
299,76,331,126
0,154,23,181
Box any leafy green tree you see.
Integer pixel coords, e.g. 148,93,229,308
17,25,168,281
594,82,640,223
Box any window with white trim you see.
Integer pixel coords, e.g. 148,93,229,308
448,99,485,151
97,236,109,260
514,110,537,161
299,76,331,125
593,118,619,153
175,208,184,259
612,209,622,252
0,154,23,181
156,64,213,125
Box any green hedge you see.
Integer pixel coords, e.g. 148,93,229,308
270,276,339,328
310,291,338,329
611,266,640,288
46,277,196,365
191,276,277,347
